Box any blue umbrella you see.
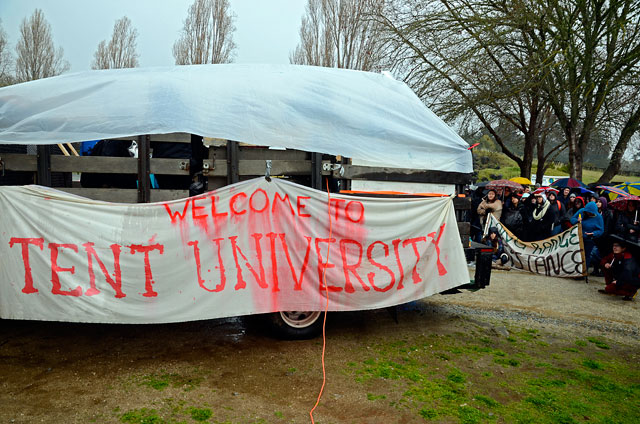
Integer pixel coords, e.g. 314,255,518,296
570,186,596,196
550,177,586,189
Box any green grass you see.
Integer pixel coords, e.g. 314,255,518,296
138,371,203,392
189,407,212,422
349,327,640,423
587,337,610,350
120,408,162,424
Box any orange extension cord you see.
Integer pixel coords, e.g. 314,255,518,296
309,180,334,424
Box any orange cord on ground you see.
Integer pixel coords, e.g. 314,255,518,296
309,180,333,424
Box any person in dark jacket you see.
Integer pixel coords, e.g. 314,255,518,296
591,196,615,276
598,237,640,300
532,193,555,240
501,192,525,239
482,226,508,264
570,201,604,269
558,187,572,209
470,186,485,242
547,191,565,235
613,201,639,243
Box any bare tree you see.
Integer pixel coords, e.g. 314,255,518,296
0,19,14,86
290,0,385,71
15,9,69,82
378,0,640,181
92,16,139,69
375,0,566,180
173,0,236,65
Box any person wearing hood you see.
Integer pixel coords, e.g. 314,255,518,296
482,226,508,264
477,189,503,230
570,201,604,269
591,197,614,276
613,200,640,244
568,195,585,217
558,187,572,209
598,237,640,300
501,192,525,239
547,191,566,235
532,192,555,240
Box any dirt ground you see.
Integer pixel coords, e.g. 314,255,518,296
0,269,638,424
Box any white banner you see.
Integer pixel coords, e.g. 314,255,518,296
0,178,469,323
487,214,586,277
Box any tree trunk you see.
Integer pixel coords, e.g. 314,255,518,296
567,130,582,180
535,144,546,185
597,106,640,184
520,136,535,179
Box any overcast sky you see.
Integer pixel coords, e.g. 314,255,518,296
0,0,307,72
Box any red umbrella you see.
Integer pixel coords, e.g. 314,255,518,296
609,195,640,212
550,177,586,188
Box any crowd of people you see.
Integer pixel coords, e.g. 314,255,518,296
469,183,640,300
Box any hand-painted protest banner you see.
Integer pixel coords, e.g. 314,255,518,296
487,214,586,277
0,178,469,323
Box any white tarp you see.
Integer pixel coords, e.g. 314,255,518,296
0,64,472,173
0,178,469,323
487,214,586,277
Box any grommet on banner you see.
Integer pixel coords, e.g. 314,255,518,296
265,160,272,182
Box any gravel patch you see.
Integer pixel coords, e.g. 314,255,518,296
422,268,640,344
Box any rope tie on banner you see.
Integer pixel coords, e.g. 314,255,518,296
309,179,333,424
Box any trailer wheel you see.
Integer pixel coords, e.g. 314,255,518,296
269,311,323,339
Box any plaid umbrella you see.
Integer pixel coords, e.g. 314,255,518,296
533,187,559,196
550,177,586,188
596,185,631,200
613,181,640,197
609,195,640,212
486,179,523,192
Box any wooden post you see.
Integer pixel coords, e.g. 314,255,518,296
137,135,151,203
227,140,239,185
37,145,52,186
311,152,323,190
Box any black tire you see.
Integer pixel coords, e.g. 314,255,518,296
268,311,324,339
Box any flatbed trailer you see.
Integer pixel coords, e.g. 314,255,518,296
0,134,491,338
0,65,490,338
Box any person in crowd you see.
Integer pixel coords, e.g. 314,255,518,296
477,188,503,229
613,200,639,243
501,192,525,239
567,193,577,209
568,195,585,217
482,226,508,265
558,187,572,208
587,193,599,204
570,200,604,269
598,237,640,301
547,191,566,235
470,186,486,242
523,186,531,194
591,196,615,276
519,192,535,241
532,192,555,240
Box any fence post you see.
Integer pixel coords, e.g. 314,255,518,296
137,135,151,203
36,145,52,186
